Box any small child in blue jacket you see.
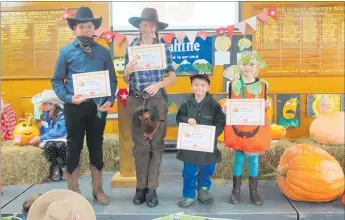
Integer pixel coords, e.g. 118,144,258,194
30,90,67,181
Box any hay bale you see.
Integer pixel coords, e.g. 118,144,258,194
1,142,50,185
79,134,120,175
214,137,345,180
1,134,120,185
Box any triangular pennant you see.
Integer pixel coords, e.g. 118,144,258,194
215,27,227,35
114,32,126,45
198,31,207,40
257,11,269,24
235,21,246,35
60,9,75,21
117,88,129,108
227,25,234,38
246,16,257,31
175,32,186,44
126,35,137,44
103,30,115,43
162,33,174,45
268,7,278,20
186,31,197,45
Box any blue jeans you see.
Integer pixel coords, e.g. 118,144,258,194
233,150,259,177
182,162,216,199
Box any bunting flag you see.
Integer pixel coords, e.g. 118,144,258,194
198,31,207,40
117,88,129,108
227,25,234,38
162,33,174,45
60,9,75,21
246,16,257,31
126,34,137,44
114,32,126,45
215,27,227,35
175,32,186,44
186,31,198,45
235,21,246,35
103,30,115,43
268,7,278,20
257,11,269,24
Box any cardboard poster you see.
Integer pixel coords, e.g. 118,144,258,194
277,94,300,127
306,94,343,117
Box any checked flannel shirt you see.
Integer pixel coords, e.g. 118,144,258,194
125,38,175,92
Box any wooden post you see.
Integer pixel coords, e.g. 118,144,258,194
111,97,136,188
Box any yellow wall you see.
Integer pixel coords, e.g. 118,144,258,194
2,2,344,140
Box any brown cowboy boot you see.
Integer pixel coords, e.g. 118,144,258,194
64,167,81,194
90,164,109,205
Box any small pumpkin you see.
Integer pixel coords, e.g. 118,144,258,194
309,111,344,145
270,124,286,140
13,114,40,146
276,144,345,202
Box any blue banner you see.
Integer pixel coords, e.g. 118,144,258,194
161,36,213,76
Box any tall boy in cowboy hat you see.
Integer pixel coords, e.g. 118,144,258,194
124,7,176,208
51,6,117,205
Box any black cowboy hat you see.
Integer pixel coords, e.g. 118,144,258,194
67,7,102,30
190,72,211,85
128,8,168,30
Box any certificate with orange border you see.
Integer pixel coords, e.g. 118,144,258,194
226,99,265,126
128,44,167,71
72,70,111,98
176,123,216,153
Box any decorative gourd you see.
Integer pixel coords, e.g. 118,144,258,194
13,114,40,146
276,144,345,202
270,124,286,140
309,111,344,145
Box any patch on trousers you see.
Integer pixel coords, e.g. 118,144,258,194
135,106,161,140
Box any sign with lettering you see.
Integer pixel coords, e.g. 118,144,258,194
161,36,213,76
1,9,77,79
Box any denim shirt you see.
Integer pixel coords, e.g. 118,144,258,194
51,39,117,105
39,106,67,141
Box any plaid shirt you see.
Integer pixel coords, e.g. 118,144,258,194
125,38,175,92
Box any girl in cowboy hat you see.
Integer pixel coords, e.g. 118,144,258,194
30,89,67,182
123,7,176,208
51,6,117,205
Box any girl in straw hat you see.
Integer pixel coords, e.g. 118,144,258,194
51,6,117,205
31,89,67,182
124,8,176,208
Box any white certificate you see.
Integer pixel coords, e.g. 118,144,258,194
128,44,167,71
226,99,265,126
72,70,111,98
176,123,216,153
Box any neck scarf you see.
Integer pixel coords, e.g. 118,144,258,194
77,36,94,56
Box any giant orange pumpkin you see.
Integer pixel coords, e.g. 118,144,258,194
276,144,345,202
270,124,286,140
13,115,40,146
309,111,344,145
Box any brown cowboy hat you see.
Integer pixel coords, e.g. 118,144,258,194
67,6,102,30
27,189,96,220
129,8,168,30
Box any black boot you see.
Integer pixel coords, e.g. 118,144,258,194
133,188,147,205
229,176,242,204
146,189,158,208
50,165,61,182
249,177,263,205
